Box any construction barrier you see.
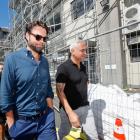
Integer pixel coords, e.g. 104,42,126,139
88,83,140,140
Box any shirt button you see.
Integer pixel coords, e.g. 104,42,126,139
37,93,39,96
37,83,40,85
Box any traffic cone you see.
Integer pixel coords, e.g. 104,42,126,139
113,118,126,140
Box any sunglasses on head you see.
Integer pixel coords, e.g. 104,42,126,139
29,32,47,42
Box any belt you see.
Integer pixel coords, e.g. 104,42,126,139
17,111,46,121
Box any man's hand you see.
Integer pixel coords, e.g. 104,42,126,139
68,110,81,128
6,111,14,129
46,97,53,109
56,83,81,128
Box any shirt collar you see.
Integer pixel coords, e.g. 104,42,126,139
22,47,45,58
69,58,83,68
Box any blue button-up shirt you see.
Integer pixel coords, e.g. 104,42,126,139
0,48,54,116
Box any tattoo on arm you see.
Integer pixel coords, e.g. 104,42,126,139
56,83,65,94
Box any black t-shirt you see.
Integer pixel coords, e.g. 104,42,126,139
56,59,89,110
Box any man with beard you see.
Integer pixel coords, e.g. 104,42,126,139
0,21,57,140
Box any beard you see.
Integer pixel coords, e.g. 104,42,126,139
29,44,45,54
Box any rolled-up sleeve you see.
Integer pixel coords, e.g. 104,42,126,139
56,65,67,83
0,54,15,113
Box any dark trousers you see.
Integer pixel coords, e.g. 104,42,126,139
0,111,6,124
8,108,57,140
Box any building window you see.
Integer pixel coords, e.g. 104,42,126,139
126,32,140,62
129,44,140,62
0,31,9,40
49,18,55,33
54,13,61,31
86,0,94,10
49,12,61,34
71,0,94,20
124,0,140,8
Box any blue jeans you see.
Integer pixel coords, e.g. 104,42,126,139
8,108,57,140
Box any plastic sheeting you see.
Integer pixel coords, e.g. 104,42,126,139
88,84,140,140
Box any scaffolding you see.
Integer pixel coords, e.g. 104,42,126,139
1,0,140,139
7,0,140,89
0,27,11,62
